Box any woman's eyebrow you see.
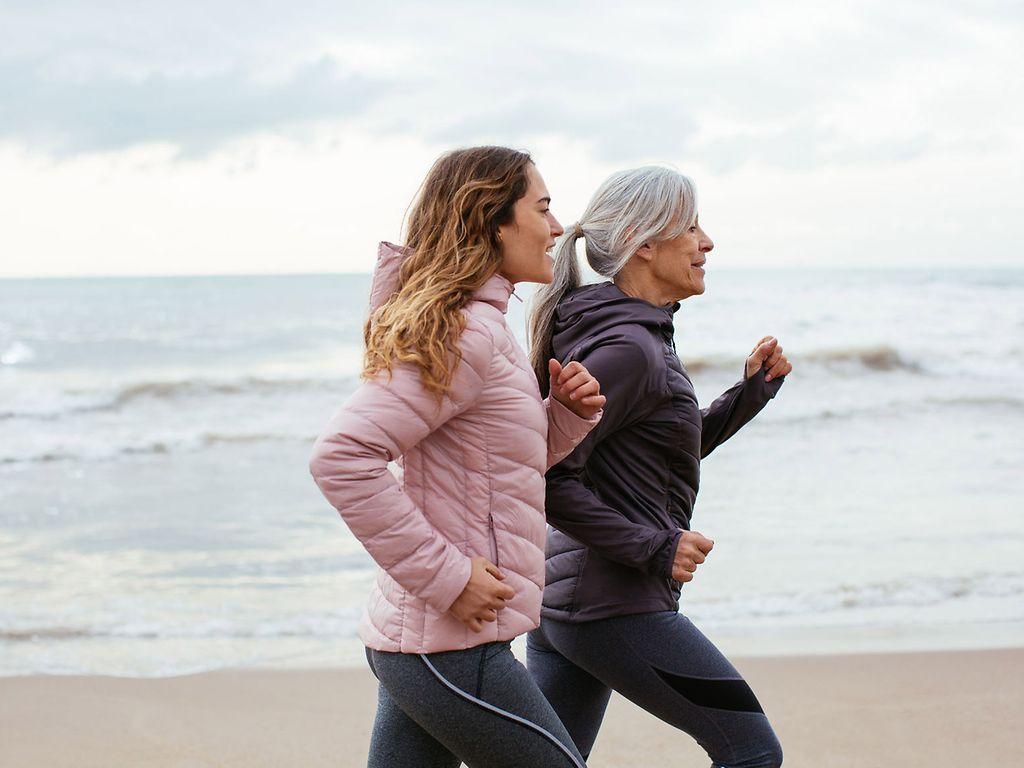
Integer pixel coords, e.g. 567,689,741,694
537,196,551,204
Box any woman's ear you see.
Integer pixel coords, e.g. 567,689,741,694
634,241,655,263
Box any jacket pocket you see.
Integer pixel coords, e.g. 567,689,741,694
487,512,500,568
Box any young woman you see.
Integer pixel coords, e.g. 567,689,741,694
526,166,793,768
309,146,605,768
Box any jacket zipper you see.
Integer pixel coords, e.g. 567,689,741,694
487,512,500,567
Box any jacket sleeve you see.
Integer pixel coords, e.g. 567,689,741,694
545,337,681,578
700,365,784,459
308,318,493,614
544,395,603,470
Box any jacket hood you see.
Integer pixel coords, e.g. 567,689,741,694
552,281,680,358
370,241,516,315
368,241,410,314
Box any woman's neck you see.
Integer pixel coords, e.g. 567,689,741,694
613,271,677,308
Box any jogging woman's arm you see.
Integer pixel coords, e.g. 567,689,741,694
309,317,493,614
545,338,680,577
700,337,788,458
544,358,604,469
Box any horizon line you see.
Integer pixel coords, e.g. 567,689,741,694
2,263,1021,280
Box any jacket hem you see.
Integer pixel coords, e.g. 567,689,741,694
540,596,679,624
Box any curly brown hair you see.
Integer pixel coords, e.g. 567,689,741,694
363,146,533,401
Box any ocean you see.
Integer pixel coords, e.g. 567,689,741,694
2,268,1022,676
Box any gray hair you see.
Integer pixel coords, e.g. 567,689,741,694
528,166,698,395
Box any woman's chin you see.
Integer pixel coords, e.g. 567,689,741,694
533,261,554,284
676,280,706,300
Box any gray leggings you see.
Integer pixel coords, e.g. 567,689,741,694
365,641,587,768
526,611,783,768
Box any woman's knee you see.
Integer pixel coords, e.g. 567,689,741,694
762,734,784,768
746,728,783,768
716,720,782,768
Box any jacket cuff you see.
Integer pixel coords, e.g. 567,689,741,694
654,528,684,579
431,553,474,614
742,365,784,401
546,396,603,464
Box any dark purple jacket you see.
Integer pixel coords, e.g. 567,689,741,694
541,281,784,622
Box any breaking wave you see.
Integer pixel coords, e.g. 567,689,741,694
0,433,318,465
683,344,921,375
0,374,358,421
0,340,35,366
690,570,1024,623
6,571,1021,645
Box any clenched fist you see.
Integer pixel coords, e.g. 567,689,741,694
671,530,715,584
449,556,516,632
549,359,606,419
745,336,793,382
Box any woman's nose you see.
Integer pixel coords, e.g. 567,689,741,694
550,217,565,238
702,235,714,252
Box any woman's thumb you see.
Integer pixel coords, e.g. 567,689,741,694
752,337,777,361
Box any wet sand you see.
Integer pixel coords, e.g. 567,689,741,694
2,648,1021,767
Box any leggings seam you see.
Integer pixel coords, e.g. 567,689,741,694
475,644,487,698
419,654,586,768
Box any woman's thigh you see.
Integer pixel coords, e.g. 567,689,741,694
368,642,587,768
526,624,612,760
541,612,784,768
366,674,461,768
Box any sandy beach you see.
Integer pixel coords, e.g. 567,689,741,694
2,647,1021,767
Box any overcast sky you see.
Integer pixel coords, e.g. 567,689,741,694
1,1,1021,276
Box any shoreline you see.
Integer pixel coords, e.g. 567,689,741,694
3,646,1022,767
7,618,1024,678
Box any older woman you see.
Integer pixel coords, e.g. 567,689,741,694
526,167,792,768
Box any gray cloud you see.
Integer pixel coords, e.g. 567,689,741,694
0,56,380,155
0,1,1020,170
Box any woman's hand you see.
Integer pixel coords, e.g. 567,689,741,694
549,359,606,419
449,556,516,632
671,530,714,583
745,336,793,382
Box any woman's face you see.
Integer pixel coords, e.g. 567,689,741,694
647,217,715,300
497,163,564,285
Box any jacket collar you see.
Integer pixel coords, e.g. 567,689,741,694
471,270,515,314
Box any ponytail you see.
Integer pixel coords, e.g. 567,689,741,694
528,227,584,397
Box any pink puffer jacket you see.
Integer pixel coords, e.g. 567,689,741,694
309,242,602,653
